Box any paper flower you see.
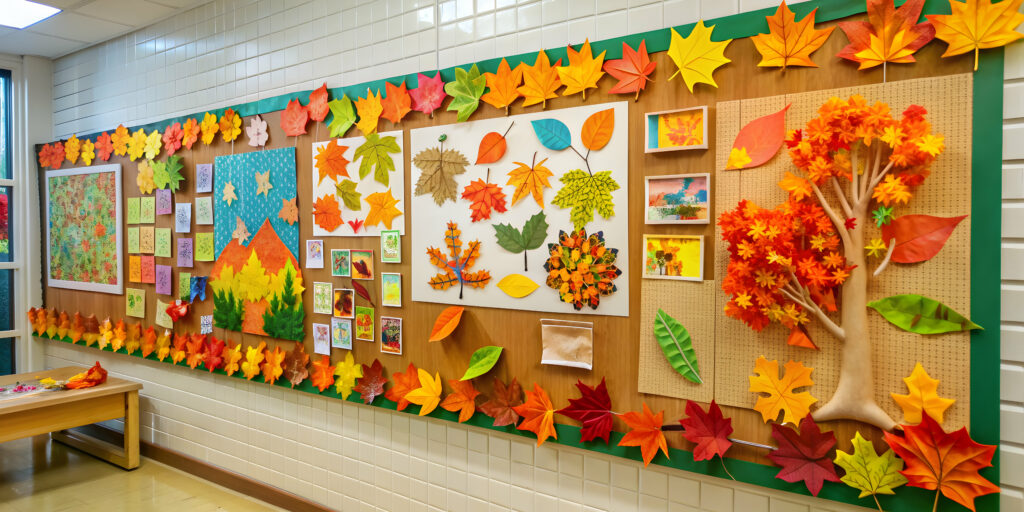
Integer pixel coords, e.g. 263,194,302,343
162,122,183,155
219,108,242,143
246,115,268,147
80,139,95,166
112,125,130,156
95,132,113,161
200,112,219,145
64,135,81,164
143,129,163,160
182,118,200,149
137,161,156,194
127,129,147,161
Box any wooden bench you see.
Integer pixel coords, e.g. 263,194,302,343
0,366,142,469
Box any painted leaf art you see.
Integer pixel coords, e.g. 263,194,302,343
481,58,523,114
494,211,549,272
507,156,554,208
462,179,507,222
927,0,1024,70
497,274,539,298
354,359,387,404
531,119,572,151
386,362,420,411
405,368,443,416
364,189,402,229
460,346,503,381
680,400,733,462
413,145,470,205
328,95,357,138
429,306,465,342
603,40,656,100
476,129,509,165
768,415,840,496
440,379,481,423
281,342,309,388
868,294,982,334
556,39,605,100
307,83,330,122
884,414,999,511
556,378,614,443
355,89,383,135
725,104,790,170
652,309,702,384
581,108,614,151
518,50,563,108
513,383,557,446
310,355,335,392
410,72,446,117
618,403,669,466
749,356,817,425
752,2,834,68
381,81,412,124
881,214,966,263
837,0,936,70
445,64,487,122
479,376,523,427
667,21,732,93
281,99,309,136
351,280,374,306
891,363,956,424
834,432,908,500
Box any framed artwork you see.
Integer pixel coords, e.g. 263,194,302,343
382,273,401,307
332,317,352,350
331,249,351,277
644,106,708,153
351,249,374,280
306,240,324,269
313,323,331,355
355,306,374,341
380,316,402,355
380,230,401,263
45,164,123,294
333,288,354,318
644,173,710,224
313,282,333,314
642,234,704,281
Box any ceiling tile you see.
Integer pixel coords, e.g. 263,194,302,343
36,0,87,8
147,0,209,9
75,0,176,28
0,31,82,58
27,12,131,43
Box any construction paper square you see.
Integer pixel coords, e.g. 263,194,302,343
156,189,173,215
313,323,331,355
196,163,213,193
155,228,171,258
126,288,145,318
177,238,193,267
201,315,213,334
140,255,156,284
195,232,214,261
155,299,173,328
195,196,213,225
156,265,172,295
128,256,141,282
140,226,155,254
355,306,374,341
140,196,155,224
332,318,352,350
179,272,191,301
126,197,140,224
127,227,140,254
175,203,191,233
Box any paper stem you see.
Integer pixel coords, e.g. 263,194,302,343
873,494,884,512
721,459,735,481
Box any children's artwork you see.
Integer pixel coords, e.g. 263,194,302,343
190,275,208,302
194,196,213,225
313,282,333,314
179,272,191,301
351,250,373,280
156,189,173,215
642,234,704,281
127,227,140,254
313,323,331,355
382,273,401,307
175,203,191,233
177,238,193,267
126,288,145,318
331,249,350,277
355,306,374,341
310,130,406,237
140,255,156,283
380,316,402,354
306,240,324,269
644,106,708,152
409,102,629,316
140,196,155,224
200,315,213,334
195,232,214,261
196,163,213,193
155,228,171,257
140,226,155,254
44,164,123,294
380,229,401,263
645,173,710,224
129,256,141,282
213,148,298,256
334,288,354,318
156,265,172,295
126,197,140,225
155,299,173,328
332,317,352,350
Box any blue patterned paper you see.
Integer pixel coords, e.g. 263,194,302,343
213,148,298,259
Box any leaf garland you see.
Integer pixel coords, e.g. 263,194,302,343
603,40,656,100
618,403,669,466
667,21,732,93
355,89,383,135
327,95,357,137
440,379,480,423
333,352,362,399
281,99,309,137
751,2,834,68
513,383,557,446
556,378,614,443
381,81,412,124
308,83,330,122
281,342,309,388
444,64,487,122
405,368,443,416
837,0,936,70
354,133,401,186
556,39,605,100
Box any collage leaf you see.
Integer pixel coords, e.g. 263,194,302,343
551,169,620,230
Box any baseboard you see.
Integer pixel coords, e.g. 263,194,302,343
67,424,332,512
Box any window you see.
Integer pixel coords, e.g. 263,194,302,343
0,69,14,374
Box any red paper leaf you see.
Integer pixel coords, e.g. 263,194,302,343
351,280,375,307
556,378,614,443
308,83,330,122
354,359,387,404
603,40,656,100
881,214,967,264
410,72,446,116
479,376,522,427
461,179,508,222
618,403,669,466
281,99,309,136
837,0,936,70
348,219,363,233
726,104,791,170
204,336,226,372
679,400,733,461
386,362,420,411
767,414,840,496
475,131,507,164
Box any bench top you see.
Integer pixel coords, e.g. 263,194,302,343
0,366,142,415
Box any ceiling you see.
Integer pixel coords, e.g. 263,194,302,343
0,0,211,59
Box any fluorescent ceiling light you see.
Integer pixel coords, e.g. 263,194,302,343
0,0,61,29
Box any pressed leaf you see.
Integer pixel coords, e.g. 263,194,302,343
513,383,557,446
429,306,465,342
440,379,481,423
868,294,982,334
307,83,330,122
680,400,733,461
381,81,412,124
768,415,840,497
327,95,357,138
405,369,443,416
837,0,936,70
551,170,620,230
476,131,508,165
749,356,817,425
481,58,523,114
518,50,562,108
751,2,834,68
891,362,956,425
386,362,419,410
479,377,523,427
725,104,790,170
581,108,615,151
835,432,908,499
352,280,375,307
881,214,967,263
354,359,387,404
603,40,656,100
460,346,503,381
927,0,1024,71
667,21,732,93
354,133,401,185
618,403,669,466
413,146,470,206
652,309,703,384
281,99,309,137
531,119,572,151
556,378,614,443
506,158,554,209
445,64,487,122
555,39,605,100
496,274,539,298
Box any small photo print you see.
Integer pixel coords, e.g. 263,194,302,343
331,249,351,277
306,240,324,269
334,288,355,318
381,273,401,307
313,282,333,315
380,316,402,355
642,234,704,281
351,250,374,280
355,306,374,341
313,323,331,355
380,230,401,263
332,317,352,350
645,173,710,224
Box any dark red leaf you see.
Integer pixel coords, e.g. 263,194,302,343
354,359,387,404
352,259,370,278
479,376,522,427
767,414,840,496
204,336,225,372
352,280,375,307
679,400,733,461
556,378,614,443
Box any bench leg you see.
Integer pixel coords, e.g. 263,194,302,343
123,391,139,469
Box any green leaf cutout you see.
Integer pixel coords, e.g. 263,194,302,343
834,432,907,499
444,64,487,122
336,179,362,211
551,169,620,231
354,133,401,186
493,211,549,271
151,159,168,189
328,95,356,138
867,294,982,334
461,346,503,381
163,155,185,192
652,309,702,384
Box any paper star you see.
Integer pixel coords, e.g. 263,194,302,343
279,197,298,225
232,216,251,244
223,181,238,206
255,170,273,197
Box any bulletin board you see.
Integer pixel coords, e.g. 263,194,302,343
33,1,1003,509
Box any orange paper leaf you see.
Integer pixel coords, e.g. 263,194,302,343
837,0,936,70
315,140,351,184
481,58,523,114
428,306,465,342
313,194,344,232
381,81,412,124
261,345,286,385
440,379,481,423
475,131,508,165
513,383,557,446
506,156,553,208
461,179,508,222
752,2,835,68
308,83,330,122
281,99,309,137
580,108,615,151
310,355,336,392
603,40,656,100
518,51,562,108
386,362,420,411
726,104,790,170
618,403,669,466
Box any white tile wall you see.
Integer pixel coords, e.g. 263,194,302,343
42,0,1024,511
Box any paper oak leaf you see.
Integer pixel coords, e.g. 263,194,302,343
261,345,286,385
881,214,966,264
618,403,669,466
482,58,523,114
837,0,936,70
556,39,605,100
494,211,549,272
768,415,840,496
281,99,309,137
749,356,817,425
313,194,344,232
479,377,523,427
241,342,267,380
336,180,361,211
246,115,269,147
834,432,908,500
307,83,330,122
927,0,1024,71
726,104,790,170
355,89,383,135
506,156,554,209
441,379,481,423
556,378,614,443
354,133,401,186
381,81,412,124
680,400,733,462
310,355,335,392
462,179,507,222
410,72,446,116
426,222,491,299
445,64,487,122
279,197,299,225
364,189,402,229
603,40,656,101
354,359,387,404
333,352,362,399
316,140,350,184
667,21,732,93
885,413,999,511
752,2,834,68
891,363,956,425
518,50,563,108
476,129,510,165
552,169,620,231
282,342,309,388
429,306,464,342
386,362,420,410
513,383,557,446
413,145,470,205
405,369,443,416
327,95,357,138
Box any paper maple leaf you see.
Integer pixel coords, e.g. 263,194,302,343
219,108,242,143
410,72,446,116
315,140,350,184
204,337,225,373
768,415,840,497
281,342,309,388
413,145,469,206
355,89,383,135
834,432,907,500
426,222,491,299
482,58,523,114
603,40,656,101
837,0,936,70
513,383,557,446
127,129,147,161
333,352,362,399
551,169,620,230
278,197,299,225
155,331,172,361
354,133,401,186
185,334,206,369
752,2,834,68
445,64,487,122
556,39,606,100
405,369,443,416
618,403,669,466
440,379,481,423
679,399,733,462
506,156,553,208
462,178,507,222
386,362,420,411
749,356,817,425
313,194,344,232
556,378,614,443
381,81,412,124
336,180,361,211
112,125,130,156
310,355,335,392
327,95,356,138
241,342,266,380
281,99,309,137
364,189,402,230
222,340,243,376
170,334,189,364
261,345,287,385
667,21,732,93
927,0,1024,71
307,83,330,122
246,115,269,147
518,50,563,108
890,363,956,425
140,327,157,358
354,359,387,404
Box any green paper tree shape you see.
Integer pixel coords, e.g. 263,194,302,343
262,260,306,341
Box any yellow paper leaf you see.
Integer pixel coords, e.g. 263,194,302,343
748,356,817,425
891,363,956,424
333,352,363,399
518,50,563,108
355,89,383,136
556,39,606,100
405,369,443,416
667,21,732,93
364,189,403,230
927,0,1024,70
497,274,539,298
482,58,524,114
751,2,834,68
241,341,267,380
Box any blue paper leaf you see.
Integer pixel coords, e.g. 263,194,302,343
190,276,208,302
531,119,571,150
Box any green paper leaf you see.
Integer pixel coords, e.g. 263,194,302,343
151,159,168,189
652,308,702,384
354,133,401,186
868,294,982,334
461,346,503,381
336,179,362,211
164,155,185,193
552,169,620,231
444,64,487,122
494,211,549,271
834,432,907,499
328,95,357,138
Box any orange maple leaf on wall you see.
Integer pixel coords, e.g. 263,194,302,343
837,0,936,70
313,194,344,232
315,141,350,184
618,403,669,467
751,1,835,68
512,383,557,446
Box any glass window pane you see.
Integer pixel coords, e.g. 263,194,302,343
0,186,9,262
0,70,9,180
0,269,10,332
0,338,12,376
